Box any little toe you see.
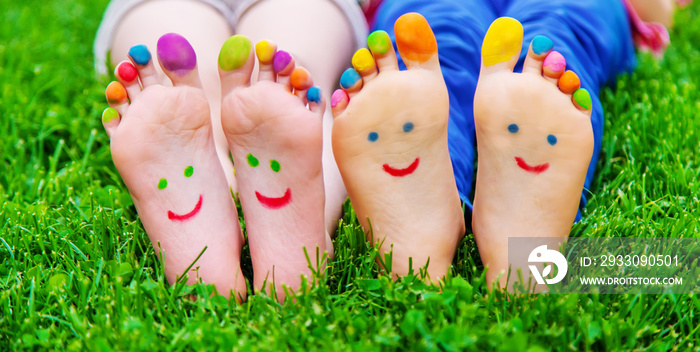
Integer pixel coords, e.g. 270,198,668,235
523,35,553,75
339,68,363,97
273,50,296,92
542,51,566,82
255,40,277,82
573,88,593,116
306,86,325,115
105,81,129,115
367,30,399,72
352,48,378,82
330,89,349,118
394,13,440,71
218,35,255,92
115,61,141,98
128,44,160,88
291,67,313,99
558,70,581,95
156,33,203,88
481,17,524,75
101,107,120,138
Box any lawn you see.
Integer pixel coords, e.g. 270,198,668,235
1,0,699,350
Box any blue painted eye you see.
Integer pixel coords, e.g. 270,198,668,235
508,124,519,133
547,134,557,146
403,122,414,132
368,132,379,142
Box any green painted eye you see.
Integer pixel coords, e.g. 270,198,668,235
184,165,194,177
247,153,259,167
158,178,168,190
270,160,281,173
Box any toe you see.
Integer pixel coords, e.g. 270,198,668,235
523,35,553,75
218,35,255,92
367,30,399,72
156,33,203,88
480,17,524,75
128,44,160,88
573,88,593,116
330,89,349,118
105,81,129,115
255,40,277,82
543,51,566,82
291,67,313,99
101,107,120,138
558,70,580,95
306,86,325,115
273,50,295,92
115,60,141,98
394,13,440,71
352,48,378,82
339,68,363,98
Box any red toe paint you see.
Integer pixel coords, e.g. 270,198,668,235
256,188,292,209
383,157,420,177
515,157,549,174
168,194,203,221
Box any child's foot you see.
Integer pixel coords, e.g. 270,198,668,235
218,36,330,299
472,18,595,289
102,34,246,299
331,13,465,282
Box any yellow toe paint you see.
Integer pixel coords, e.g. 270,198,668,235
255,40,276,64
394,13,437,63
352,48,375,73
482,17,523,67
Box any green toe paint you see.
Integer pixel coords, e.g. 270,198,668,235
270,160,281,173
574,89,592,110
102,108,118,123
219,35,252,71
184,166,194,177
367,31,391,55
247,153,259,167
158,178,168,190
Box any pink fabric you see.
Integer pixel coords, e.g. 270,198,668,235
623,0,671,57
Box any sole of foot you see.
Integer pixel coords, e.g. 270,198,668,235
472,17,594,290
331,13,465,283
103,34,246,300
218,36,330,301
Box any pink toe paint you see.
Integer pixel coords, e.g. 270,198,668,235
167,194,203,221
157,33,197,76
383,157,420,177
273,50,292,73
255,188,292,209
515,157,549,174
331,89,347,108
543,51,566,74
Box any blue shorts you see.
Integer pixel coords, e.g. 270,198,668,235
372,0,637,221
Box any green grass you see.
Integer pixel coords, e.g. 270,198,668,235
1,0,699,350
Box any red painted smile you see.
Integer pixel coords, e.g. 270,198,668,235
256,188,292,209
515,157,549,174
168,194,203,221
383,157,420,177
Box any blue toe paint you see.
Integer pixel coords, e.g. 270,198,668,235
403,122,414,132
368,132,379,142
340,68,361,89
508,124,519,133
129,44,152,66
307,86,322,103
548,134,558,146
532,36,554,55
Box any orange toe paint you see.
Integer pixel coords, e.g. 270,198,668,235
558,70,581,94
106,81,127,104
394,13,437,63
291,67,311,90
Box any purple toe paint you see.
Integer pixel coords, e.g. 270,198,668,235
273,51,292,73
157,33,197,76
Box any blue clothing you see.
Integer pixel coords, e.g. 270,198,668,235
372,0,637,221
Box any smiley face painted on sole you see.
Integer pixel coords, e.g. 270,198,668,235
368,122,421,177
506,123,559,174
247,153,292,209
158,165,203,221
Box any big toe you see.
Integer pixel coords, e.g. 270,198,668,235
218,35,255,92
394,13,440,71
156,33,203,87
480,17,524,75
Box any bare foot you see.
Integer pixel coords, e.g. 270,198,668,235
628,0,676,28
218,36,330,300
331,13,465,282
472,18,594,289
103,34,246,300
